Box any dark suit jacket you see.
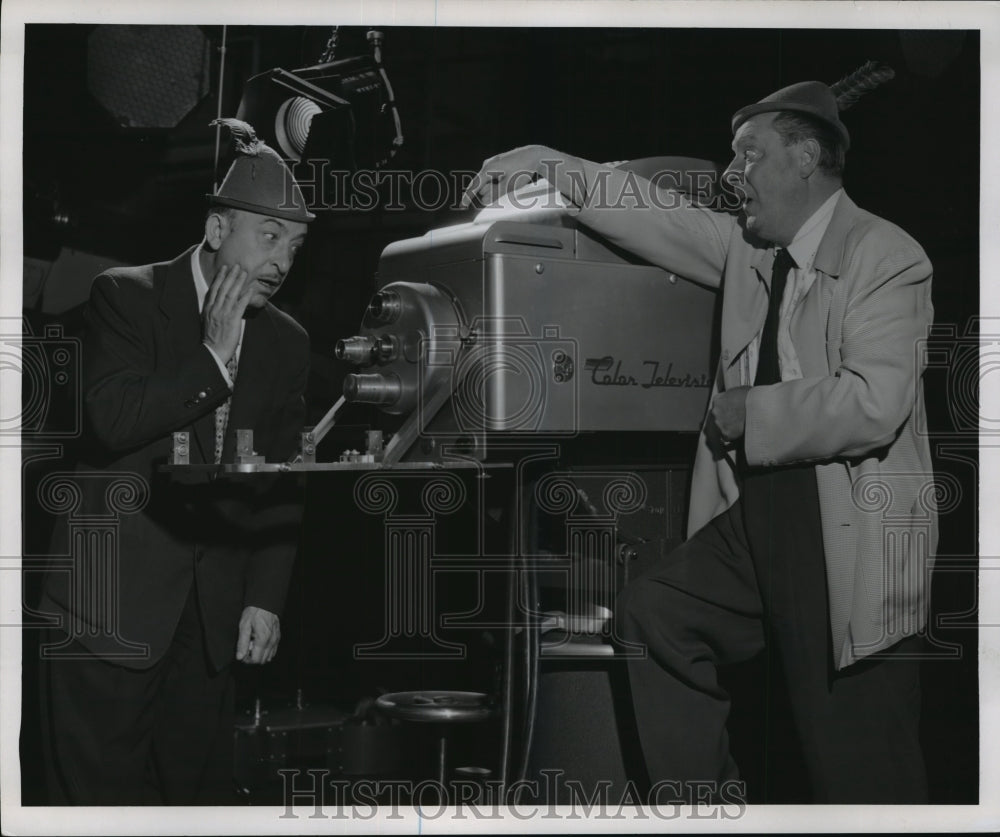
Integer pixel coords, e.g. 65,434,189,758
41,246,309,671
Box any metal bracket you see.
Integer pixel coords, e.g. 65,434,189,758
300,430,317,464
366,429,385,460
234,429,264,465
171,431,190,465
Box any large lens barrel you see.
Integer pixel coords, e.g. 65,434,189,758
336,335,398,364
335,336,376,364
343,372,402,406
367,289,403,324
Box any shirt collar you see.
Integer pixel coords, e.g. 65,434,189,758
785,188,844,271
191,244,209,313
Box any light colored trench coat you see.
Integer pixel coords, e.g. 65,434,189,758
575,165,937,669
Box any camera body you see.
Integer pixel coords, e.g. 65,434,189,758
338,213,716,461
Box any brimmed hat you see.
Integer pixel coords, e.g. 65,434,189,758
206,118,316,223
731,80,851,150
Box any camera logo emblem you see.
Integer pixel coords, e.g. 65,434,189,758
1,320,81,438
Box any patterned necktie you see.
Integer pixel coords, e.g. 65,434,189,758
214,350,239,464
754,248,795,386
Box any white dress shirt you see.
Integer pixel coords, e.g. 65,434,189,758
753,188,843,383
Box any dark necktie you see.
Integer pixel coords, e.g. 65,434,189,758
754,248,795,386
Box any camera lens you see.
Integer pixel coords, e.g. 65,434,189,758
343,373,402,406
335,336,376,364
368,290,403,324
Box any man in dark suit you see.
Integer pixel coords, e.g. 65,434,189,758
38,121,314,804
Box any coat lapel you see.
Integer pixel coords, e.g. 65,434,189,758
155,246,217,464
804,192,862,376
720,235,770,380
812,192,859,280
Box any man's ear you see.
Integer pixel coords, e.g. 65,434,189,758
204,210,229,251
798,138,821,179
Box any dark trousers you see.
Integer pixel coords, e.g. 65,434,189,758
617,475,927,803
39,585,236,804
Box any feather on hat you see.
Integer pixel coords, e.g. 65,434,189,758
206,118,315,223
731,61,896,151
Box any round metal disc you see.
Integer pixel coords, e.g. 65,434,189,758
375,691,495,723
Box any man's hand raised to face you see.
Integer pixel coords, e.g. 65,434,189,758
202,264,253,365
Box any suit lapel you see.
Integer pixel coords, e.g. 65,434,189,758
155,246,216,463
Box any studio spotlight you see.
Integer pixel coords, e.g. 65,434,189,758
235,29,403,173
274,96,323,161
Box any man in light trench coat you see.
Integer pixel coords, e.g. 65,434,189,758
463,79,936,803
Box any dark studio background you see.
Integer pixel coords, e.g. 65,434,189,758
18,25,979,804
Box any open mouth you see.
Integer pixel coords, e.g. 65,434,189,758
257,277,280,289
